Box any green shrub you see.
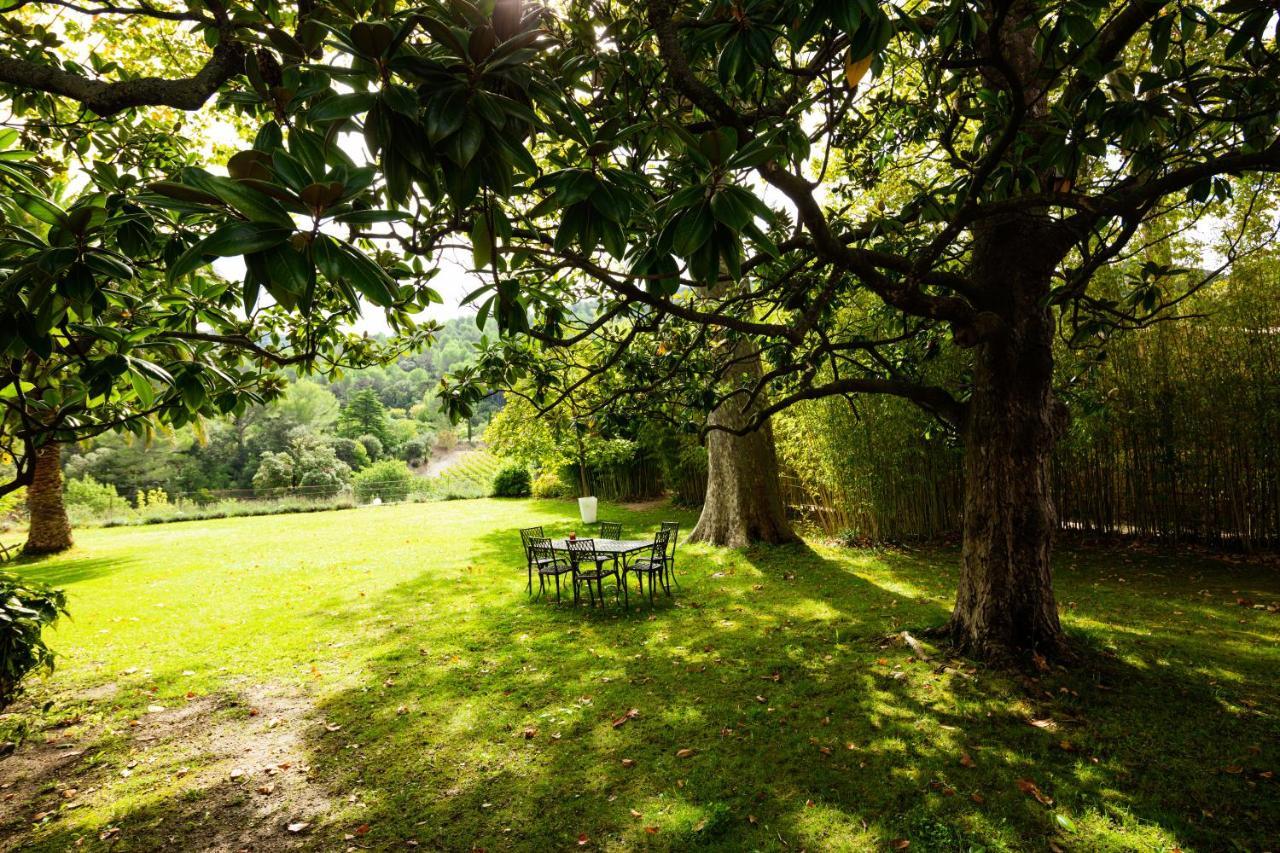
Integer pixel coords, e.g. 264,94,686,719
492,464,532,497
357,433,384,462
0,573,67,711
435,428,458,451
401,437,427,465
64,475,127,516
531,470,569,498
293,444,351,498
331,437,370,471
353,459,414,503
253,451,294,495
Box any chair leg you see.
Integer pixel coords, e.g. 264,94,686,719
527,561,533,594
554,573,561,604
669,555,680,588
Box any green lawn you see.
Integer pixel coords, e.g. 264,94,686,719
2,499,1277,851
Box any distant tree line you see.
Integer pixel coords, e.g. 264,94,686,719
56,315,503,506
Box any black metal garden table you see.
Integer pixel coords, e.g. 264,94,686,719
547,538,654,561
548,537,654,607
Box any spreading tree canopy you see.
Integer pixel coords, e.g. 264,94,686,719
3,0,1279,656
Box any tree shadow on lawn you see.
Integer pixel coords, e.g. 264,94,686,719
6,554,138,588
248,531,1268,851
12,520,1278,851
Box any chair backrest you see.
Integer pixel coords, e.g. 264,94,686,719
659,521,679,555
566,537,597,565
519,526,544,557
598,521,622,540
529,536,557,565
650,527,672,559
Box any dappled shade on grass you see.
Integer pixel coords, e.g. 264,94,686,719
3,500,1278,850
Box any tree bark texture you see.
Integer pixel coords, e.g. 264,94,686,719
947,215,1069,661
24,443,73,555
689,340,797,547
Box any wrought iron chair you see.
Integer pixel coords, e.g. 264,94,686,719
598,521,622,540
567,538,627,608
519,526,545,593
626,528,672,604
530,537,575,604
659,521,680,587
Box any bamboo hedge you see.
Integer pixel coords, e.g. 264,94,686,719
773,261,1280,548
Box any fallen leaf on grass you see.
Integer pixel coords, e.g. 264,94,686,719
960,751,975,767
522,727,537,739
1016,778,1053,806
621,758,635,768
577,833,590,846
970,792,985,804
354,823,370,835
629,808,642,819
256,784,274,795
891,840,910,850
286,821,309,834
611,709,640,729
644,826,658,834
676,748,696,758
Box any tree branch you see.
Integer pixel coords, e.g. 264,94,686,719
0,37,244,116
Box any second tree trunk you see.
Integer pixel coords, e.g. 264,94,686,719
688,341,796,547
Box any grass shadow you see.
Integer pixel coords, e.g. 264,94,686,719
6,503,1277,851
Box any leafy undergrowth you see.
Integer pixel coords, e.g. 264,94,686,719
1,499,1276,851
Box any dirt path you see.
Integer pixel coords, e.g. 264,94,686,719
420,443,482,478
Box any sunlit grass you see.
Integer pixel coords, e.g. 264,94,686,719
2,498,1277,851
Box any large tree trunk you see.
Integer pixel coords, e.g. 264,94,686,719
25,442,73,555
688,342,796,547
946,216,1068,661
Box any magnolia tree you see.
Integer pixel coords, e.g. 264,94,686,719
436,0,1280,658
3,0,1279,658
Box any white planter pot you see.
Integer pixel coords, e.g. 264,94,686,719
578,496,598,524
